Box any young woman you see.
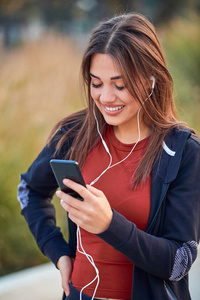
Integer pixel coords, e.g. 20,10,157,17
18,12,200,300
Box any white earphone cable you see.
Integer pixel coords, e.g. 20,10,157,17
77,225,100,300
76,77,155,299
90,102,142,186
91,77,155,186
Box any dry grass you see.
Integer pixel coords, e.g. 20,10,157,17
0,33,84,275
0,34,83,159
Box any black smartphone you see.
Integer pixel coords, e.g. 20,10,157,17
50,159,86,201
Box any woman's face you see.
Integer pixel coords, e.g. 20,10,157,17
90,53,147,141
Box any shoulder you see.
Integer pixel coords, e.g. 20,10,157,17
182,133,200,167
158,128,200,183
171,128,200,168
166,127,200,154
187,133,200,150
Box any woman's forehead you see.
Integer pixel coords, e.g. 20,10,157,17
90,53,123,79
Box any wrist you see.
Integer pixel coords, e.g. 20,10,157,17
57,255,71,270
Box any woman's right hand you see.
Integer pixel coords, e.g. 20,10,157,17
57,255,74,297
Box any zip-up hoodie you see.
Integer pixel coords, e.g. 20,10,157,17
18,119,200,300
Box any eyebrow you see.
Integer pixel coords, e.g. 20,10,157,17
90,73,123,80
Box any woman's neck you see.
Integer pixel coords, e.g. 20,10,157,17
113,124,151,144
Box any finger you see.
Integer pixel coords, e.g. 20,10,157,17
86,184,104,197
62,279,70,297
56,190,82,209
56,190,64,199
60,198,81,216
63,179,88,198
67,212,82,227
58,256,73,296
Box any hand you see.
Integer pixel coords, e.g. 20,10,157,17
57,255,74,297
56,179,113,234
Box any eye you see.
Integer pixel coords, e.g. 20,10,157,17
115,85,125,91
91,83,102,88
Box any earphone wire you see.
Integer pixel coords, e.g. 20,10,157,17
76,78,155,300
77,225,100,300
91,101,142,186
91,77,155,186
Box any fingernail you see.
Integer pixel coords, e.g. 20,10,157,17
63,178,69,184
56,190,61,197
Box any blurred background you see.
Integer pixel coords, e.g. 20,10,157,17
0,0,199,296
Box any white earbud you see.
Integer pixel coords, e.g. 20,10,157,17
142,76,155,105
150,76,155,90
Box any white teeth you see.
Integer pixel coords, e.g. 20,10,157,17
105,106,124,111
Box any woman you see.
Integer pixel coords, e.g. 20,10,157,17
18,12,200,300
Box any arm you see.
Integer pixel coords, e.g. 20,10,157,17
97,137,200,280
17,129,75,266
57,136,200,281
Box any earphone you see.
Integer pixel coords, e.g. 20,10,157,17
151,76,155,89
77,76,155,300
142,75,155,105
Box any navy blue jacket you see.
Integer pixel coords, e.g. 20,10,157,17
18,121,200,300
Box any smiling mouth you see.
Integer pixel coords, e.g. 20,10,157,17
105,105,124,112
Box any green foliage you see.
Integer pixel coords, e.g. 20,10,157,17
160,13,200,131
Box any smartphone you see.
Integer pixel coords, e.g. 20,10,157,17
50,159,86,201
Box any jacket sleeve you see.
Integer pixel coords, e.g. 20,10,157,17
17,129,75,267
96,136,200,281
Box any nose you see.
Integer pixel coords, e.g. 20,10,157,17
99,86,116,104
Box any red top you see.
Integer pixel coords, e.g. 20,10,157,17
71,126,151,299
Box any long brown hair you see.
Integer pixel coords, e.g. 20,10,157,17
49,12,189,186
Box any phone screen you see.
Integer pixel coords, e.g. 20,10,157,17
50,159,86,200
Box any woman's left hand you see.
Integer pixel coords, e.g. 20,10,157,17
56,179,113,234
